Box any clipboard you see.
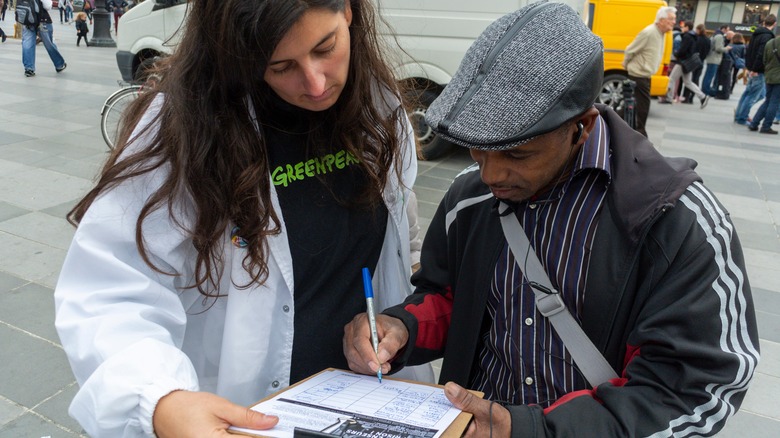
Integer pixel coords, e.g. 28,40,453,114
228,368,483,438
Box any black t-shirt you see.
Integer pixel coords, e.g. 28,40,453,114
262,96,388,384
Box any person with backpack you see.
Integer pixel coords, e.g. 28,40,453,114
702,25,731,96
735,15,776,125
17,0,67,77
748,35,780,133
669,25,683,101
729,32,747,93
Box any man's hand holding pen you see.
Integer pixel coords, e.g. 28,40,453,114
343,312,409,377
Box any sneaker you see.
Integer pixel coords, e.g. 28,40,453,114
56,63,67,73
748,125,758,131
759,128,779,134
700,95,709,109
1,34,6,43
24,69,35,77
658,98,672,104
734,120,748,126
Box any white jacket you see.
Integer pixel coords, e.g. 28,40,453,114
54,96,433,437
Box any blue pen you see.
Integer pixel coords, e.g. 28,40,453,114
362,267,382,383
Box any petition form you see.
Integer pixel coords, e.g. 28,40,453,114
229,369,464,438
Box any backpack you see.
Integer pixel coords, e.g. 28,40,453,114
15,0,39,27
672,31,681,56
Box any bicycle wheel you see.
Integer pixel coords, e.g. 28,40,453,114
100,86,141,149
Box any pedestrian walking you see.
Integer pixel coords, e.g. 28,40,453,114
75,11,88,46
748,36,780,133
669,25,683,101
681,23,710,104
62,0,72,22
735,15,776,125
729,32,747,93
0,0,7,21
702,25,730,96
662,21,709,108
83,0,93,24
21,0,68,77
107,0,127,33
622,5,677,137
59,0,67,23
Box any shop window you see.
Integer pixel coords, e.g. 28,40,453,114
675,1,698,23
706,1,735,23
743,3,771,25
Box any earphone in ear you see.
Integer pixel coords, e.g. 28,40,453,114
574,121,584,144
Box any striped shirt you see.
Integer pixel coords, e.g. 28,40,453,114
471,115,612,407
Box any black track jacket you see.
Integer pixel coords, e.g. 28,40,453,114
384,105,760,437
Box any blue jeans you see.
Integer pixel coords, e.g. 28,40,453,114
750,83,780,131
735,74,766,124
22,23,66,72
702,63,719,96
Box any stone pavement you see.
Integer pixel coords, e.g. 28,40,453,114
0,19,778,437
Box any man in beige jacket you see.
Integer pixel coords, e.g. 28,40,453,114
622,6,676,137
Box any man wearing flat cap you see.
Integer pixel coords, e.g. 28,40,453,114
345,2,759,437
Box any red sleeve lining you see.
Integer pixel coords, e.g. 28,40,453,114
404,287,453,351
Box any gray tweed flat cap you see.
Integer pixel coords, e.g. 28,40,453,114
425,1,604,150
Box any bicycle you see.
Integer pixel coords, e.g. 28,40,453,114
100,81,142,150
100,70,162,149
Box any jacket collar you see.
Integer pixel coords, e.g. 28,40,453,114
597,104,701,244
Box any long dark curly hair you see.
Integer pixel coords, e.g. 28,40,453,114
68,0,409,297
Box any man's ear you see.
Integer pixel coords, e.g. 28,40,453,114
573,107,600,146
575,122,584,144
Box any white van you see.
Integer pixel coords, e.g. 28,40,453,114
115,0,188,83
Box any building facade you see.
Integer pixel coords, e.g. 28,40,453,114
677,1,778,34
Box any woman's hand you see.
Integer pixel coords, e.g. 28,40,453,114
153,390,278,437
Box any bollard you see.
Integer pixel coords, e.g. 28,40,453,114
621,79,637,130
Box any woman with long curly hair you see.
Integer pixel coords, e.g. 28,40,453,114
54,0,432,435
